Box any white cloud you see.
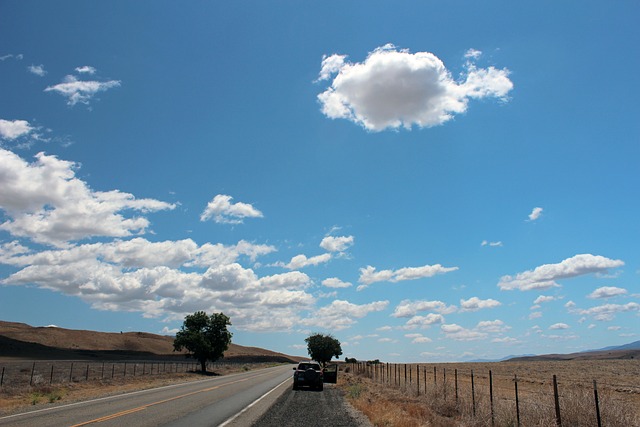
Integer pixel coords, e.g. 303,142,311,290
549,323,570,330
282,253,332,270
577,302,640,322
405,333,432,344
497,254,624,291
534,295,558,304
0,149,175,247
0,238,316,333
317,44,513,132
200,194,263,224
27,64,46,76
392,299,456,318
404,314,445,329
441,324,487,341
491,337,517,343
358,263,458,290
460,297,501,312
587,286,628,299
45,74,120,106
322,277,352,288
528,207,543,221
476,319,510,333
75,65,97,74
481,240,503,247
320,235,354,253
464,49,483,60
300,299,389,330
529,311,543,320
0,119,33,140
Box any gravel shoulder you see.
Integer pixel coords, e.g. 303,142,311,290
252,383,372,427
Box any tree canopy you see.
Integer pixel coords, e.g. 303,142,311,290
305,333,342,367
173,311,232,372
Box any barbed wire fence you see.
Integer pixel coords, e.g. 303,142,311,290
0,359,247,390
349,362,640,426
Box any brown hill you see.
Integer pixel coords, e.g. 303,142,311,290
0,321,300,363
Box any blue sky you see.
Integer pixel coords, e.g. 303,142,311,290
1,1,638,362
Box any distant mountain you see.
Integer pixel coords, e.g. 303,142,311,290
506,340,640,362
468,354,536,363
591,340,640,352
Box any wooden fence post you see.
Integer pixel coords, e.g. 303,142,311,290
455,369,458,403
50,365,54,384
471,370,476,417
593,380,602,427
416,364,420,396
434,366,437,385
0,367,4,386
553,375,562,426
70,362,74,382
404,364,407,389
515,374,520,427
30,362,35,386
101,362,105,379
490,370,494,427
85,364,89,381
444,368,447,401
424,366,427,394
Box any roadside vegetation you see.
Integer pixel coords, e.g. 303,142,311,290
0,362,278,416
338,360,640,427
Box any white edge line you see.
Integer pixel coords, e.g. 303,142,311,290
218,377,290,427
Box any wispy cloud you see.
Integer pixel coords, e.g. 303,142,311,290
27,64,46,76
320,235,354,253
317,43,513,132
45,69,120,106
358,263,458,290
200,194,263,224
322,277,352,288
528,207,543,221
498,254,624,291
459,297,502,312
587,286,627,299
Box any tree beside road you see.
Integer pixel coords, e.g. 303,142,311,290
305,333,342,367
173,311,232,373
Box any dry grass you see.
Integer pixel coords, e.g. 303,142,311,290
338,360,640,427
0,363,272,416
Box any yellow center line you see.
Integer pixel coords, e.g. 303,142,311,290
69,371,275,427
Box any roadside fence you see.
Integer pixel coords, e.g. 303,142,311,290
0,359,240,389
349,362,640,426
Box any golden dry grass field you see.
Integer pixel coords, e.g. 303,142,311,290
339,360,640,426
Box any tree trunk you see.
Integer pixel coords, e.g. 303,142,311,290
200,359,207,373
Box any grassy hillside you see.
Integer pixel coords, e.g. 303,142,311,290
0,321,300,362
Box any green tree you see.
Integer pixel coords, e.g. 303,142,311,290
305,333,342,367
173,311,232,373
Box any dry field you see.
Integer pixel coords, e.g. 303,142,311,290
338,360,640,427
0,362,276,416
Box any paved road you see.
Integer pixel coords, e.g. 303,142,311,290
0,364,293,427
252,383,372,427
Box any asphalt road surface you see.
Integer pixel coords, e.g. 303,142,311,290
0,364,294,427
252,384,372,427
